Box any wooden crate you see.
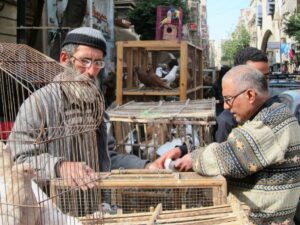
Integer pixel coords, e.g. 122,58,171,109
116,40,203,105
50,171,227,218
107,99,216,159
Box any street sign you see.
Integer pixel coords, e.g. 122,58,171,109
267,42,281,49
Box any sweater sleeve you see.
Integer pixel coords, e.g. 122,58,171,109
109,150,149,170
192,120,287,178
8,87,64,179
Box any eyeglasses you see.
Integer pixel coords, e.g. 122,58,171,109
71,56,105,69
223,89,247,106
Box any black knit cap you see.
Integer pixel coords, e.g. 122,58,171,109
62,27,107,56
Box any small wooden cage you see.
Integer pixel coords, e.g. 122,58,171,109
50,171,227,218
81,194,250,225
107,99,216,160
116,40,203,105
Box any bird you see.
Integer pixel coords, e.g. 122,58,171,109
124,130,137,154
155,67,163,78
162,65,179,86
31,180,83,225
160,9,172,27
0,142,41,225
135,67,171,89
155,65,168,78
173,9,180,20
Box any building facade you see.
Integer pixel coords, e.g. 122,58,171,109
241,0,299,71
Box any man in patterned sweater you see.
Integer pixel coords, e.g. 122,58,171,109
151,65,300,224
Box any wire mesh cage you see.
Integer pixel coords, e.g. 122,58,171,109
107,99,216,161
50,171,227,222
0,43,105,225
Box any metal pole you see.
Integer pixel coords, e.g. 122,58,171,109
89,0,93,27
17,0,26,43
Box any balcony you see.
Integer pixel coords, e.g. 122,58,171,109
114,0,136,10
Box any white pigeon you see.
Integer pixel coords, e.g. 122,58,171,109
125,130,136,154
31,180,83,225
155,67,163,78
185,125,200,147
162,65,179,86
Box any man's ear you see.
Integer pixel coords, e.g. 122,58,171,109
59,51,69,64
246,89,256,103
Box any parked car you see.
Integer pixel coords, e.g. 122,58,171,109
268,73,300,96
278,89,300,124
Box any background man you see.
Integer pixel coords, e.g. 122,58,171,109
151,65,300,224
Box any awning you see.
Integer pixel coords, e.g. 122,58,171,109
114,26,140,41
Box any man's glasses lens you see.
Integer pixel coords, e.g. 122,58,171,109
72,57,105,68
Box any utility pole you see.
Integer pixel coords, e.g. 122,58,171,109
17,0,26,43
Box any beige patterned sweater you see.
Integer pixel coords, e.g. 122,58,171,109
192,101,300,225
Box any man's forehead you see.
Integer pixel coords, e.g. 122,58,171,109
74,45,104,58
222,78,235,93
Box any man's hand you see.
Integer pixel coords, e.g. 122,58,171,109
59,162,98,190
174,153,193,171
148,147,182,169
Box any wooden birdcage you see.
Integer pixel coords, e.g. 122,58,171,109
80,194,250,225
50,171,227,218
107,99,216,160
0,43,104,225
116,40,203,105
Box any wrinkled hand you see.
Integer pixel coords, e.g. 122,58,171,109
148,147,182,169
59,161,98,190
173,153,193,171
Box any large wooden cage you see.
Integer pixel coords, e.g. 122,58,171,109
107,99,216,160
116,40,203,105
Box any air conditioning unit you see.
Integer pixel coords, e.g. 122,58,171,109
256,5,263,26
266,0,275,16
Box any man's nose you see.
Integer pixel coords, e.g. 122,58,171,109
86,65,101,79
223,101,230,110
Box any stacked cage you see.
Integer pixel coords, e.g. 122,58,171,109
107,99,216,161
116,40,203,105
0,43,104,224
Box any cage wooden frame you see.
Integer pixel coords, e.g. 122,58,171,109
107,99,216,158
50,171,227,218
116,40,203,105
81,195,250,225
80,194,250,225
